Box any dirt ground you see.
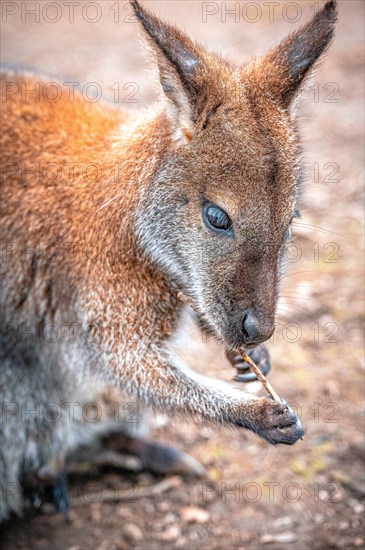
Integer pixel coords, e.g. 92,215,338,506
1,1,364,549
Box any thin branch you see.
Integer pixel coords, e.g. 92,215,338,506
72,476,182,507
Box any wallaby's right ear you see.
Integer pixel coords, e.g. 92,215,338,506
131,0,205,141
250,0,338,108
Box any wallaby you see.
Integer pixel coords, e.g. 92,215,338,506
0,0,337,521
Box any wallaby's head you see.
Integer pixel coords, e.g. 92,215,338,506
133,0,337,349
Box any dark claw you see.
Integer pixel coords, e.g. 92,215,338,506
52,469,69,515
228,345,271,383
23,485,43,511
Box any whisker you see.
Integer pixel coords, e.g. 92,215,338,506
276,305,303,314
278,295,310,304
96,194,123,212
278,270,317,281
277,304,304,311
276,304,296,313
293,221,346,239
277,300,303,310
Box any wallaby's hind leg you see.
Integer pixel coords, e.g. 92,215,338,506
101,433,206,477
22,468,69,516
65,395,205,478
108,407,205,476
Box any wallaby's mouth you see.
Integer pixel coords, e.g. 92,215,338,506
177,291,274,351
212,301,275,352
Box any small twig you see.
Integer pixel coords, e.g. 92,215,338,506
177,291,282,403
71,476,182,507
237,351,281,403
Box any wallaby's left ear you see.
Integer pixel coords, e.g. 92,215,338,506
130,0,210,139
250,0,338,108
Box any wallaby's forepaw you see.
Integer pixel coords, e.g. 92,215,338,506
254,398,304,445
227,345,271,383
233,398,304,445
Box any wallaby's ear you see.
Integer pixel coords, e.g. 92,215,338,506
131,0,206,139
250,0,338,108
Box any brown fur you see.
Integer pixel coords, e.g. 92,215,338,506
0,0,337,519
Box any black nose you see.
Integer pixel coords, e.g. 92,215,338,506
241,310,273,345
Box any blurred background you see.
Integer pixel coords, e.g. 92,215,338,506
1,1,364,548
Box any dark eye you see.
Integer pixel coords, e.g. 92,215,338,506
203,203,232,232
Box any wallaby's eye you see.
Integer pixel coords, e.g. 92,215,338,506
203,203,232,233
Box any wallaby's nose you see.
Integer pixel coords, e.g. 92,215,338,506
241,310,273,346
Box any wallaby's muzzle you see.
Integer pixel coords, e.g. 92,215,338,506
240,309,275,347
218,303,276,350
